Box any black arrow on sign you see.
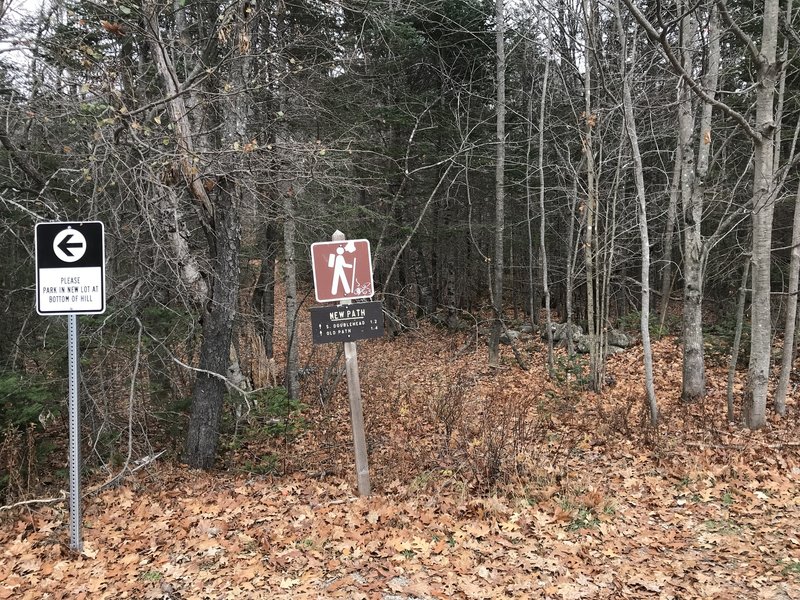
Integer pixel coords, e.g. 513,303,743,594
57,234,84,257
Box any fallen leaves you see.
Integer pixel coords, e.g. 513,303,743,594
3,328,800,598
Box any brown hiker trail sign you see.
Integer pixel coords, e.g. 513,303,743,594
310,231,377,497
310,238,374,303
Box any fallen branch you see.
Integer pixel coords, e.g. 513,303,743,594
0,491,67,512
686,441,800,450
86,450,167,497
0,450,166,513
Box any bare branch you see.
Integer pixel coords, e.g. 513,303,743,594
0,491,67,512
619,0,760,142
715,0,762,65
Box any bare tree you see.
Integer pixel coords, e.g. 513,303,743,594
679,1,721,403
525,23,554,373
614,0,658,424
774,180,800,415
730,0,781,428
582,0,603,390
489,0,507,367
658,138,681,331
621,0,783,428
538,25,555,374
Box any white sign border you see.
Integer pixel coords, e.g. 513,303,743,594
310,238,374,303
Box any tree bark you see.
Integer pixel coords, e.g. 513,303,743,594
615,0,658,424
681,1,720,403
253,222,279,360
745,0,780,429
284,187,300,400
774,181,800,415
582,0,602,390
184,178,241,469
678,4,702,402
658,138,681,331
727,256,750,422
489,0,506,367
143,2,214,224
538,27,554,375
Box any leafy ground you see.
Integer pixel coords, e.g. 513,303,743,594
3,313,800,599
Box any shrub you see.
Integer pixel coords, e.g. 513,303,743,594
0,371,60,431
0,372,57,501
226,386,307,442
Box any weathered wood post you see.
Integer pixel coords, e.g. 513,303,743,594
332,230,371,496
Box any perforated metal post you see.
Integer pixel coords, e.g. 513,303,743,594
67,314,82,552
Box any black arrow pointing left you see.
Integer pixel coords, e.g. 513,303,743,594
58,234,84,257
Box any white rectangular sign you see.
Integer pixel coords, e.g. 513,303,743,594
38,268,104,313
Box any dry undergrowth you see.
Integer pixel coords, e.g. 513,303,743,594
2,310,800,598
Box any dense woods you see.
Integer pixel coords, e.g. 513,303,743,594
2,0,800,480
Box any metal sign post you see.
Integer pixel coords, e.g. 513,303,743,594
34,221,106,552
67,315,82,552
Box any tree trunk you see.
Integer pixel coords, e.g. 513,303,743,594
538,27,554,374
284,187,300,399
745,0,780,429
145,0,242,468
658,138,681,331
615,0,657,424
184,178,241,469
143,2,214,224
183,0,255,467
768,0,795,412
144,1,212,305
680,1,720,403
525,35,553,370
727,256,750,422
156,187,209,303
566,161,580,357
489,0,506,367
253,222,279,360
774,181,800,415
582,0,601,390
678,3,703,402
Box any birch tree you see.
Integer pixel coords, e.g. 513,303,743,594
582,0,604,390
774,181,800,416
538,29,554,375
728,0,781,428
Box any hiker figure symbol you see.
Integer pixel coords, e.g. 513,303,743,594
311,238,374,303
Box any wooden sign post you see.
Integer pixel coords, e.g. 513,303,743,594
310,230,373,496
343,320,371,496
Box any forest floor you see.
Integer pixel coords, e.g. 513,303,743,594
3,307,800,599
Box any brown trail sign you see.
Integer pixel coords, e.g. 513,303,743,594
311,301,384,344
310,238,374,303
310,231,376,497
